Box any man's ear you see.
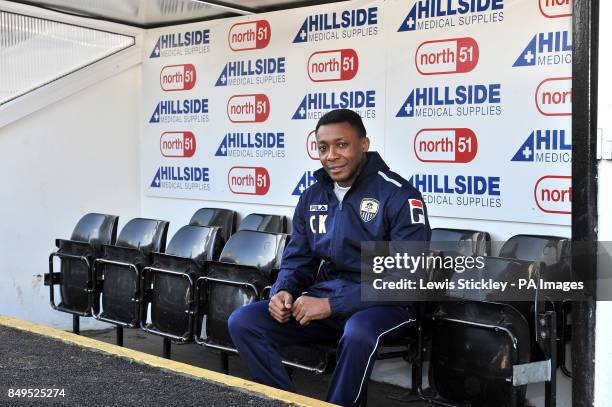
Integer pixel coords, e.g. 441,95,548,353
362,136,370,152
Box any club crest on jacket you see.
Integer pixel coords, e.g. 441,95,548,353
359,198,379,222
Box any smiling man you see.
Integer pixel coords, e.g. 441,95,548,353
228,109,431,407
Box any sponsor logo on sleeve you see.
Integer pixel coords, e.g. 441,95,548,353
409,199,426,224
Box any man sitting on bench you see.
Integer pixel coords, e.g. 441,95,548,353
229,109,431,406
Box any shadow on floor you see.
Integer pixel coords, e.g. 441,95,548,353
83,328,429,407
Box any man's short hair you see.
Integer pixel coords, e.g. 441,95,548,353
315,109,367,139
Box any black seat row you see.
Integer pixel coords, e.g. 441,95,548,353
271,228,571,407
46,216,570,407
277,229,571,407
408,231,571,407
45,210,287,342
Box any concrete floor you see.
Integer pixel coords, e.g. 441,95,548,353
0,326,291,407
83,327,430,407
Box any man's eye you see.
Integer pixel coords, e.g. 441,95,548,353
319,145,327,152
338,142,347,148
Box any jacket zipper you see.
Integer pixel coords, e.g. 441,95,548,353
331,192,344,269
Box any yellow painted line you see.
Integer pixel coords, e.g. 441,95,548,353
0,315,337,407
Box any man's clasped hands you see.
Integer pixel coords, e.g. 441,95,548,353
268,291,332,325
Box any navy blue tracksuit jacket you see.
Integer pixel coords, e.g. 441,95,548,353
271,151,431,314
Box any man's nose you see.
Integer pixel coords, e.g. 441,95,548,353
327,146,339,160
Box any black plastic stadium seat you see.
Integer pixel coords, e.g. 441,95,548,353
93,218,169,328
141,225,224,342
195,230,288,369
430,227,491,256
499,234,570,267
498,234,572,378
237,213,287,234
429,257,556,407
45,213,118,316
189,208,237,247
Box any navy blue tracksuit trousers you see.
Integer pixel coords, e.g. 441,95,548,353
228,300,415,407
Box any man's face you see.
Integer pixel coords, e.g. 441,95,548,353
316,122,370,187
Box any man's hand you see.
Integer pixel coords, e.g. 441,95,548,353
292,296,332,326
269,291,294,323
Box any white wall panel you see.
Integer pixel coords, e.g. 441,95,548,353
0,67,141,330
